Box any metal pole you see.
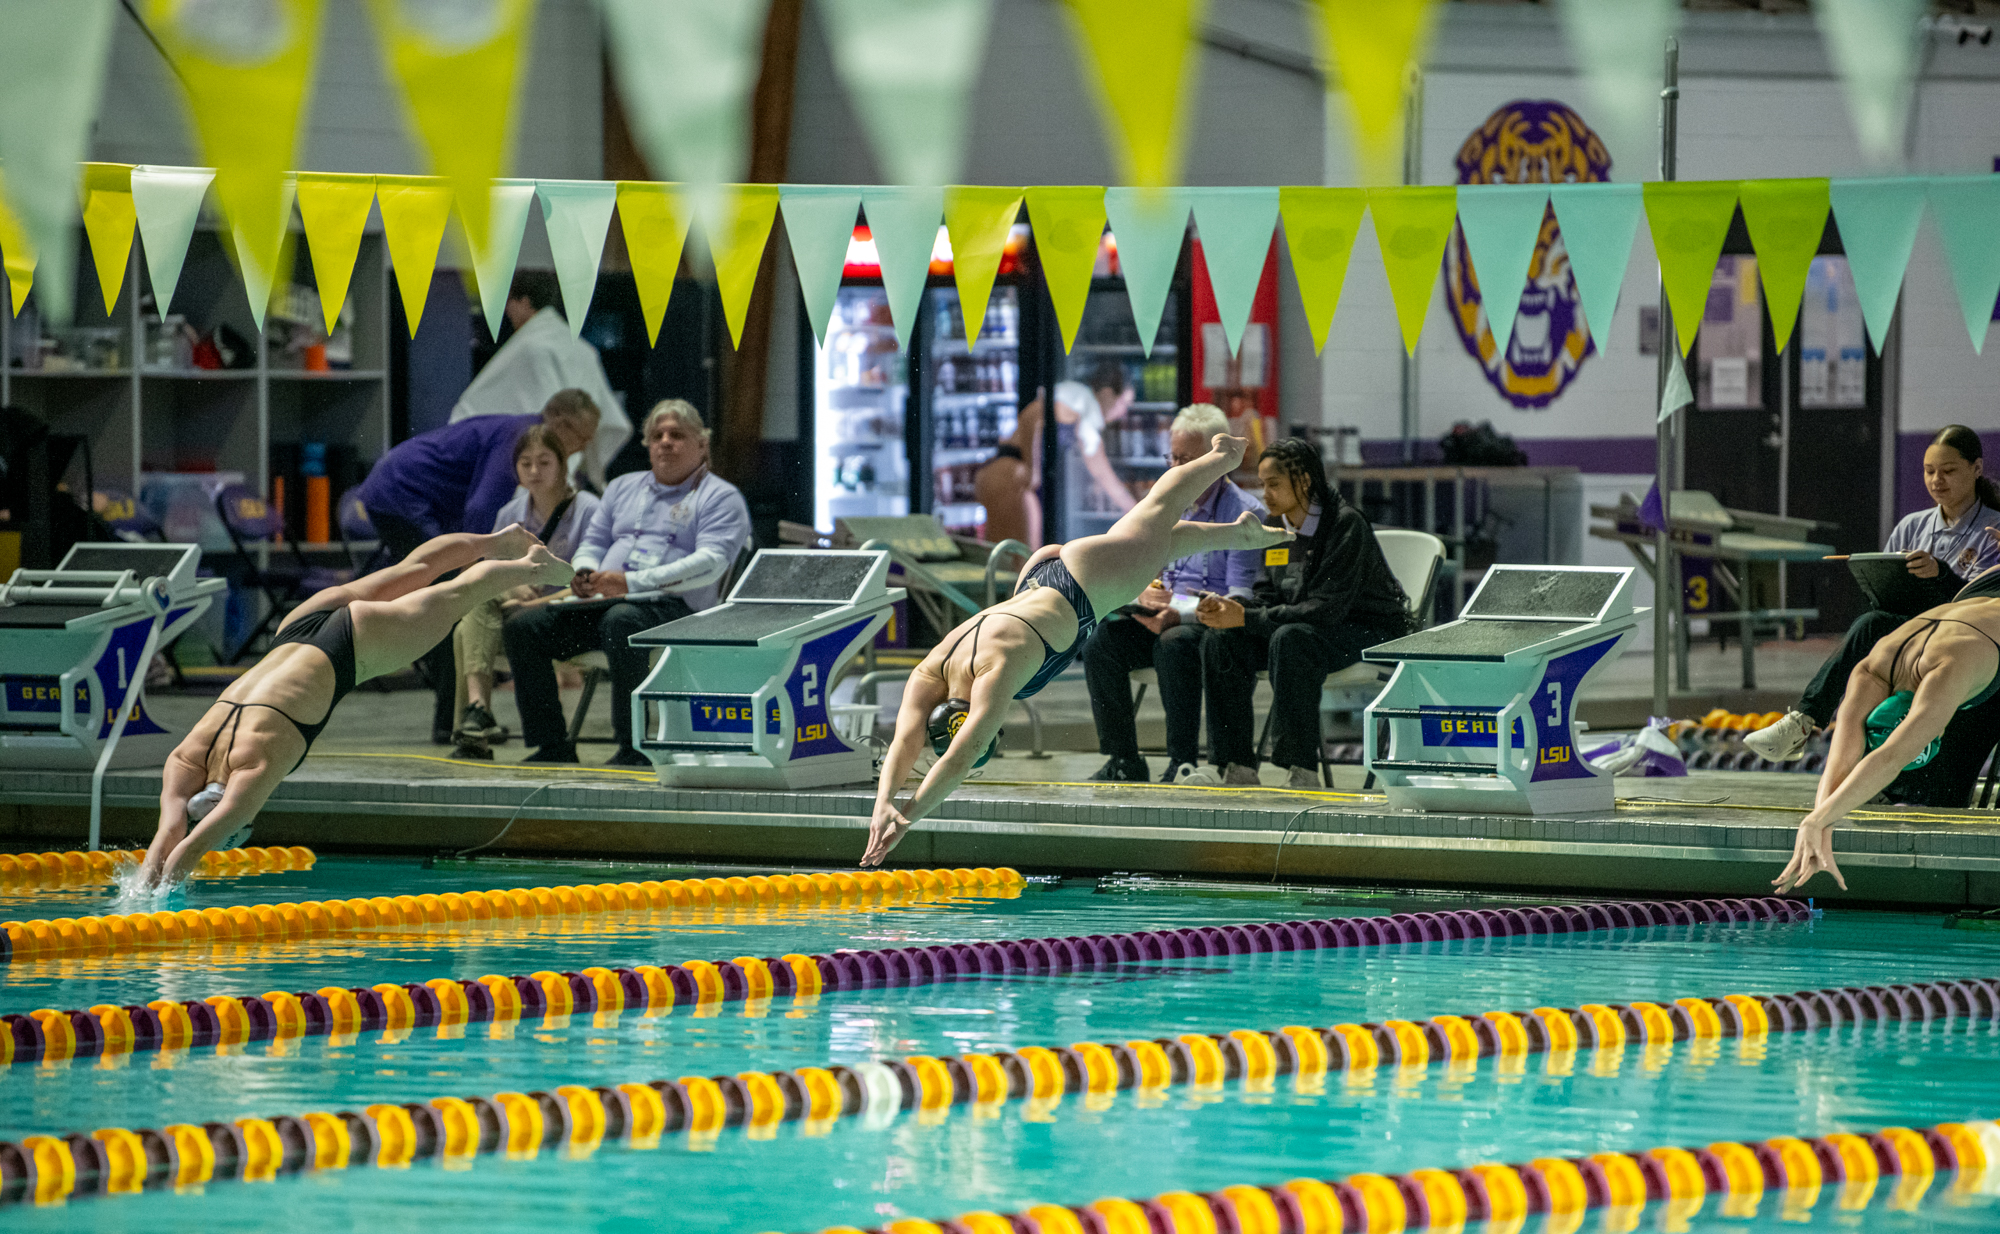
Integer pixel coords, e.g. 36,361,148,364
1398,63,1423,463
1653,37,1680,719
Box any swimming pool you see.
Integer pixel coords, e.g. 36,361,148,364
2,856,1997,1232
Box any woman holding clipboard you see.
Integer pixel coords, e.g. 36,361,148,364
1748,425,2000,764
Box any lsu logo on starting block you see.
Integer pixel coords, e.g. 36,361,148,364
1538,745,1571,766
1419,709,1524,748
689,697,781,735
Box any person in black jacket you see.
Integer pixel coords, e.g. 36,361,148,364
1191,438,1412,789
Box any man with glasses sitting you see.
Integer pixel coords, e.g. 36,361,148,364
1081,403,1265,783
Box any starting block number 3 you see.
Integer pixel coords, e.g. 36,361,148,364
1546,682,1563,725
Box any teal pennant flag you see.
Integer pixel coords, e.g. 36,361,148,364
1186,186,1280,355
780,186,863,346
860,186,945,350
1926,174,2000,354
1547,182,1644,349
1103,188,1190,357
536,180,619,336
1828,177,1928,354
1454,183,1550,364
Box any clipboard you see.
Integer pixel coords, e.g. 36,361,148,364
1842,553,1941,617
545,588,668,610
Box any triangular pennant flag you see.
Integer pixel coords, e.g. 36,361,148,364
537,180,620,337
599,0,772,245
778,186,862,347
1318,0,1442,187
1187,187,1280,356
860,187,945,350
1453,183,1550,363
1927,174,2000,354
1553,0,1681,170
818,0,994,187
1066,0,1205,188
363,0,534,256
377,175,456,336
707,184,781,348
615,181,692,347
131,166,214,316
78,163,137,313
146,0,325,317
1024,186,1107,352
1642,180,1740,356
0,180,36,315
1828,176,1927,354
1104,187,1190,357
230,176,297,330
1367,185,1458,356
1278,186,1367,353
472,181,537,339
1548,182,1644,346
0,0,117,323
295,173,375,335
1738,178,1830,352
1814,0,1927,166
942,185,1023,353
1659,351,1693,422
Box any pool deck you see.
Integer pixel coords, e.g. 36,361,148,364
6,752,2000,907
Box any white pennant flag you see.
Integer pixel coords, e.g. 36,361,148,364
131,166,216,315
817,0,994,187
1813,0,1928,165
1554,0,1681,172
1658,351,1693,422
473,180,537,339
231,177,297,331
0,0,118,322
599,0,772,244
537,180,619,336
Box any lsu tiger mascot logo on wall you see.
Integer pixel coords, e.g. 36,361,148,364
1443,100,1611,409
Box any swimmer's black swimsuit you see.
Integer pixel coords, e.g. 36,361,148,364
938,557,1098,701
1885,613,2000,711
207,606,359,772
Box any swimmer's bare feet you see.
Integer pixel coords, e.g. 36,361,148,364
527,544,574,588
487,523,542,559
1208,433,1249,470
1233,510,1294,548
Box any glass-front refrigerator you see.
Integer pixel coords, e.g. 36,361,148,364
916,284,1022,537
811,283,910,530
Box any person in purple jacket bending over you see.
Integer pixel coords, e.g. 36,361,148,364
1081,403,1266,785
355,389,601,741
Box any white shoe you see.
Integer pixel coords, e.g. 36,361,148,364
1286,765,1321,790
1177,763,1261,786
1176,764,1224,786
1743,710,1815,762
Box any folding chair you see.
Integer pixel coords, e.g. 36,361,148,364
214,483,350,662
93,488,163,542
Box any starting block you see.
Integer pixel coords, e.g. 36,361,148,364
631,549,905,789
1362,564,1643,815
0,543,226,846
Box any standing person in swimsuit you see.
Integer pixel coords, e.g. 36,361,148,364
863,433,1293,867
137,525,575,889
1774,588,2000,893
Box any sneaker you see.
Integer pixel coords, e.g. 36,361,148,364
1285,764,1321,790
450,731,494,761
605,747,651,767
1159,760,1195,784
522,744,579,764
1744,710,1815,762
1178,763,1260,787
459,703,504,742
1089,754,1150,783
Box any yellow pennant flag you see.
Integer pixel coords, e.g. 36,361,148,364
1738,178,1829,353
364,0,534,257
616,182,693,347
145,0,325,301
1643,180,1741,357
1367,185,1457,356
1066,0,1206,188
1319,0,1440,187
0,177,33,316
943,185,1023,352
1023,185,1107,352
78,163,136,313
296,173,377,335
1279,186,1368,353
707,184,781,348
376,175,455,336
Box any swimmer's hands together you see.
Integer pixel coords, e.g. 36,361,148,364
862,801,913,868
1772,814,1845,895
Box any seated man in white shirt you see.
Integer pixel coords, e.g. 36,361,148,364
448,270,632,489
502,400,751,765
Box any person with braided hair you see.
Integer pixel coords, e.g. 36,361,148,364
1193,438,1413,789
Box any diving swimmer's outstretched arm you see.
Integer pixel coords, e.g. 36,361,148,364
139,755,285,889
864,667,1014,867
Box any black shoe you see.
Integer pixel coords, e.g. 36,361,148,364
605,747,651,767
1088,754,1150,783
449,732,494,761
522,744,579,764
432,726,453,746
1160,760,1195,784
459,703,505,742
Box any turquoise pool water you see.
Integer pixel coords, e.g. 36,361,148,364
2,858,1997,1232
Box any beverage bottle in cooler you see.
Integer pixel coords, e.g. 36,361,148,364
937,357,955,395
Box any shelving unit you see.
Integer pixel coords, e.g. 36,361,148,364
1058,278,1184,538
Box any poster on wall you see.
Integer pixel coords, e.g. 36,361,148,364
1189,237,1280,476
1696,255,1763,409
1800,255,1868,408
1443,100,1609,409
